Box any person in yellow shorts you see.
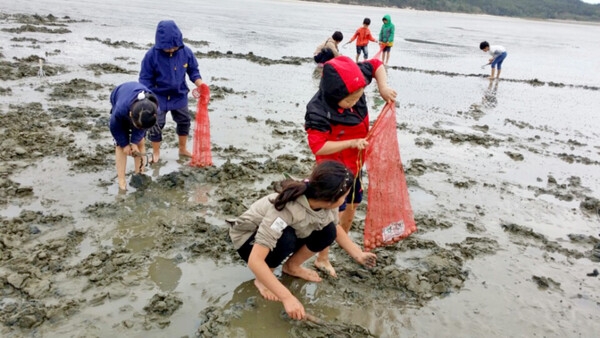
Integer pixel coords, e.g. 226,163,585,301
378,14,395,65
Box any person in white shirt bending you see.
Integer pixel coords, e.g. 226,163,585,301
480,41,508,79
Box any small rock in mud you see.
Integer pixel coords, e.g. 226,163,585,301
580,196,600,215
143,293,182,316
505,151,524,161
129,173,152,190
466,222,486,233
532,275,561,291
0,300,47,329
414,137,434,149
591,243,600,262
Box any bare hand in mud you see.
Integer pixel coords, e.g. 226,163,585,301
357,252,377,268
353,138,368,150
379,85,397,103
282,295,305,320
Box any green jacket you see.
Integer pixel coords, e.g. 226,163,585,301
379,14,395,43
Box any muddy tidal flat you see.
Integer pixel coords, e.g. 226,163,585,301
0,1,599,337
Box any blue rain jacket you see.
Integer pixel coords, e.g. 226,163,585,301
139,20,202,112
109,82,154,147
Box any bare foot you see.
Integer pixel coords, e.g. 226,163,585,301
254,279,279,301
118,179,127,191
151,153,160,164
282,262,322,282
314,259,337,277
179,149,192,157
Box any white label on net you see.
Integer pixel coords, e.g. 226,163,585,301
382,221,405,242
270,217,288,233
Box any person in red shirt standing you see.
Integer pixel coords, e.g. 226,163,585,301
345,18,378,63
304,56,396,276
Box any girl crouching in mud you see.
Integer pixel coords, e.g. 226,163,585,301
109,81,158,190
229,160,377,320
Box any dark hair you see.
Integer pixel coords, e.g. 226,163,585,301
480,41,489,50
332,31,343,42
363,18,371,25
271,161,353,211
314,47,335,64
130,92,158,129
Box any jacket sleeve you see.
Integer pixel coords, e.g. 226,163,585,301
349,30,359,43
139,52,155,88
304,93,333,150
357,58,382,84
306,128,330,155
389,25,395,43
185,47,202,83
368,31,376,42
254,208,294,251
130,128,146,145
109,112,130,148
304,98,332,133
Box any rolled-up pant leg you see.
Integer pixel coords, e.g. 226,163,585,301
170,107,191,136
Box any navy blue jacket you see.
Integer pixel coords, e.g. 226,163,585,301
109,82,154,147
139,20,202,112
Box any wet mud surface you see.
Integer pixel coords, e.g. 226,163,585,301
0,9,599,338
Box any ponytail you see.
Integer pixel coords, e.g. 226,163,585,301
270,161,352,211
272,179,307,211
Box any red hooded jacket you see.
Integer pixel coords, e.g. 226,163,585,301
305,56,383,174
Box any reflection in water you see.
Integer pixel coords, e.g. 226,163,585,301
125,235,155,252
482,79,499,108
149,256,182,292
193,184,211,204
216,276,371,337
222,279,286,335
223,275,343,335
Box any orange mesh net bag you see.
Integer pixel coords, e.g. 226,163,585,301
191,83,213,167
362,103,417,251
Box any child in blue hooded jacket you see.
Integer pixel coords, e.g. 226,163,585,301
109,82,158,190
139,20,204,163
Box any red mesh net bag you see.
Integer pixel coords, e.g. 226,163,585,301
362,103,417,251
372,44,385,61
190,84,213,167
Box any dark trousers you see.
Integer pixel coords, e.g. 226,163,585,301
147,107,191,142
339,175,363,211
237,222,337,268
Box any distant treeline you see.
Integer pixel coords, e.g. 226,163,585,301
303,0,600,22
